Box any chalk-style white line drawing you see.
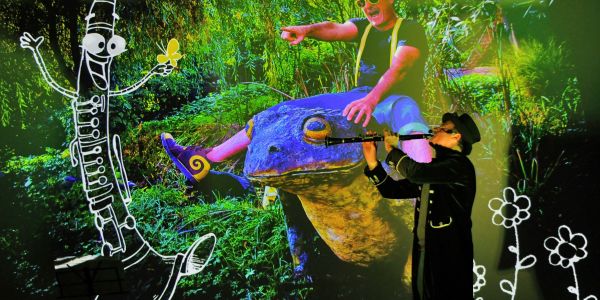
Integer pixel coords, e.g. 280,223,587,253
544,225,598,300
20,0,215,298
488,187,537,299
473,259,486,300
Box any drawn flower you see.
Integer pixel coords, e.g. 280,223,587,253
544,225,588,269
473,259,486,294
488,187,531,228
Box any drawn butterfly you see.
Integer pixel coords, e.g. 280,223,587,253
157,38,182,67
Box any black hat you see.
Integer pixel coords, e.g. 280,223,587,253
442,112,481,153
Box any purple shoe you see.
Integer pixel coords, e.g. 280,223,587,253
161,133,212,182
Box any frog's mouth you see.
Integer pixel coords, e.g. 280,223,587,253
247,160,364,188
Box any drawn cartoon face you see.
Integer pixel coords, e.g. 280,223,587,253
82,0,126,90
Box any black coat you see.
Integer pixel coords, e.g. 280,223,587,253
364,144,475,300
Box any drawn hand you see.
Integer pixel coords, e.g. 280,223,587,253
20,32,44,51
153,63,174,77
280,26,309,45
342,96,378,127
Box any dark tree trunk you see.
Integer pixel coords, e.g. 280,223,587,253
42,0,77,89
68,0,83,75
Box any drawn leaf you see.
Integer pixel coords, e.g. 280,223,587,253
166,38,180,55
583,295,598,300
157,38,182,67
508,245,518,254
567,286,577,294
157,54,169,64
500,279,515,295
171,53,182,60
519,254,537,269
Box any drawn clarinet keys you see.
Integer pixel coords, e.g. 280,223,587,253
20,0,215,298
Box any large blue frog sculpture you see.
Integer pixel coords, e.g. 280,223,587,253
197,94,416,297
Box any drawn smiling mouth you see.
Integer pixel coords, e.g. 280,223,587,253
86,55,109,90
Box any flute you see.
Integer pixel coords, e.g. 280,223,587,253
325,133,432,147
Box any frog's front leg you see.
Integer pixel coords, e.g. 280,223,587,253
19,32,77,99
109,63,174,97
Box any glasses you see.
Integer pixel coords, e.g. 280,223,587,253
356,0,379,8
433,127,458,134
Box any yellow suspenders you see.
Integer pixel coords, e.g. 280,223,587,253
354,18,404,86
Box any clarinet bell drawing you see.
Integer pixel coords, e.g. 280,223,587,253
19,0,215,298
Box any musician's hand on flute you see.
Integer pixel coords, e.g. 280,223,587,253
362,131,378,170
383,129,399,153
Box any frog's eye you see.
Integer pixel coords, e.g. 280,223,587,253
82,33,106,55
107,35,126,57
302,116,331,144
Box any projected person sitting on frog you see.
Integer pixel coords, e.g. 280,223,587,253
161,0,432,183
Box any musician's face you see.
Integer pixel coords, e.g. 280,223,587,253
429,121,461,149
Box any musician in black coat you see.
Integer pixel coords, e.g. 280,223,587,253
362,112,481,300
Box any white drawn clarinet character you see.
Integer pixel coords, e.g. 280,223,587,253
20,0,215,299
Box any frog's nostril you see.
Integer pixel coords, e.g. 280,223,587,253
268,145,280,153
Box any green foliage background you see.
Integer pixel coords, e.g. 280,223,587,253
0,0,586,299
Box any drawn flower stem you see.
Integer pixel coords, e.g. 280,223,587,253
500,227,520,299
569,264,581,299
500,222,537,299
570,264,598,300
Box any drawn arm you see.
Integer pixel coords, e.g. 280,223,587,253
20,32,77,99
109,63,173,97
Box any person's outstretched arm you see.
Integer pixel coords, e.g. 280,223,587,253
280,21,358,45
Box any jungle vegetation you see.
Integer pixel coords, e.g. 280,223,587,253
0,0,593,299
